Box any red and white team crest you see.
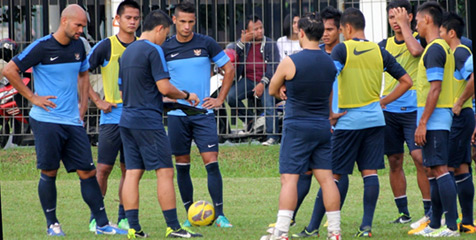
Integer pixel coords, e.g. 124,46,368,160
193,49,201,56
74,53,80,60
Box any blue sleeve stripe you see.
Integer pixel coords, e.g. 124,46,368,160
334,61,343,76
465,56,473,73
212,51,230,68
17,35,50,61
426,67,444,81
462,70,471,81
146,41,169,73
80,61,90,72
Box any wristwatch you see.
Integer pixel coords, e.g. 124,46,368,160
182,90,190,100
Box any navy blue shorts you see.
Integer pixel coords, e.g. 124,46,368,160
98,124,124,165
383,111,421,155
279,120,332,174
422,130,449,167
448,108,475,168
332,127,385,175
168,114,219,156
120,127,173,170
30,118,95,172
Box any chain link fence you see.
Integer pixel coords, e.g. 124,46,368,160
0,0,472,147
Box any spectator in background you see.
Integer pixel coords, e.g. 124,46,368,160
227,15,280,146
277,14,302,61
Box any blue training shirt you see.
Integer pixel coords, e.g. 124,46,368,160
319,43,339,114
331,39,407,130
119,40,170,130
12,34,89,126
417,43,453,131
454,46,472,81
161,33,230,116
285,49,336,121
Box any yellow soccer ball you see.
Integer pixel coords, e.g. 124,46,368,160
187,200,215,226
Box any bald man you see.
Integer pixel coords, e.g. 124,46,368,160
2,4,127,236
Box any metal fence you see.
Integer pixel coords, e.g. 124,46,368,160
0,0,473,147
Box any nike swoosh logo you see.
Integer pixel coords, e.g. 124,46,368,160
46,208,56,212
353,48,373,55
208,144,216,148
173,232,191,238
215,202,223,206
171,53,179,58
394,50,407,58
50,56,59,61
99,207,105,211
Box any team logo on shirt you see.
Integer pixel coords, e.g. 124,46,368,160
193,49,201,56
75,53,80,60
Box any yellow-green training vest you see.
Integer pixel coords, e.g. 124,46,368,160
383,32,419,95
416,39,455,108
100,35,135,104
338,40,383,108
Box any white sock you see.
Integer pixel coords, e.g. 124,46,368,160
326,211,341,233
274,210,294,236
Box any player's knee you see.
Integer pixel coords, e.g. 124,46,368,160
96,164,113,177
77,169,97,179
41,169,58,177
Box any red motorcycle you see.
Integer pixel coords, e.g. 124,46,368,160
0,38,34,148
0,71,35,148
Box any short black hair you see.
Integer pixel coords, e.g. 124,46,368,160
246,15,261,30
174,1,195,15
283,14,299,38
387,0,412,13
417,1,443,27
142,9,173,31
341,8,365,30
320,6,342,28
298,12,324,42
116,0,140,16
442,12,465,39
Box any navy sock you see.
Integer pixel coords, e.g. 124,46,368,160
38,173,59,227
295,173,312,221
361,175,379,230
338,175,349,208
163,208,181,230
125,209,141,231
118,204,126,222
455,173,474,225
307,188,325,232
176,164,194,212
395,196,409,216
423,199,432,217
437,173,458,231
80,176,109,227
429,178,442,229
206,162,224,217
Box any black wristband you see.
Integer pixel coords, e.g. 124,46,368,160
182,90,190,100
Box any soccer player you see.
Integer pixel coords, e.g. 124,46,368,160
412,2,459,237
2,4,127,236
378,0,431,226
330,8,412,237
291,7,350,239
440,12,475,233
119,9,202,239
86,0,140,231
261,13,342,240
161,1,235,228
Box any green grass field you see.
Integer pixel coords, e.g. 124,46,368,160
1,145,474,239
